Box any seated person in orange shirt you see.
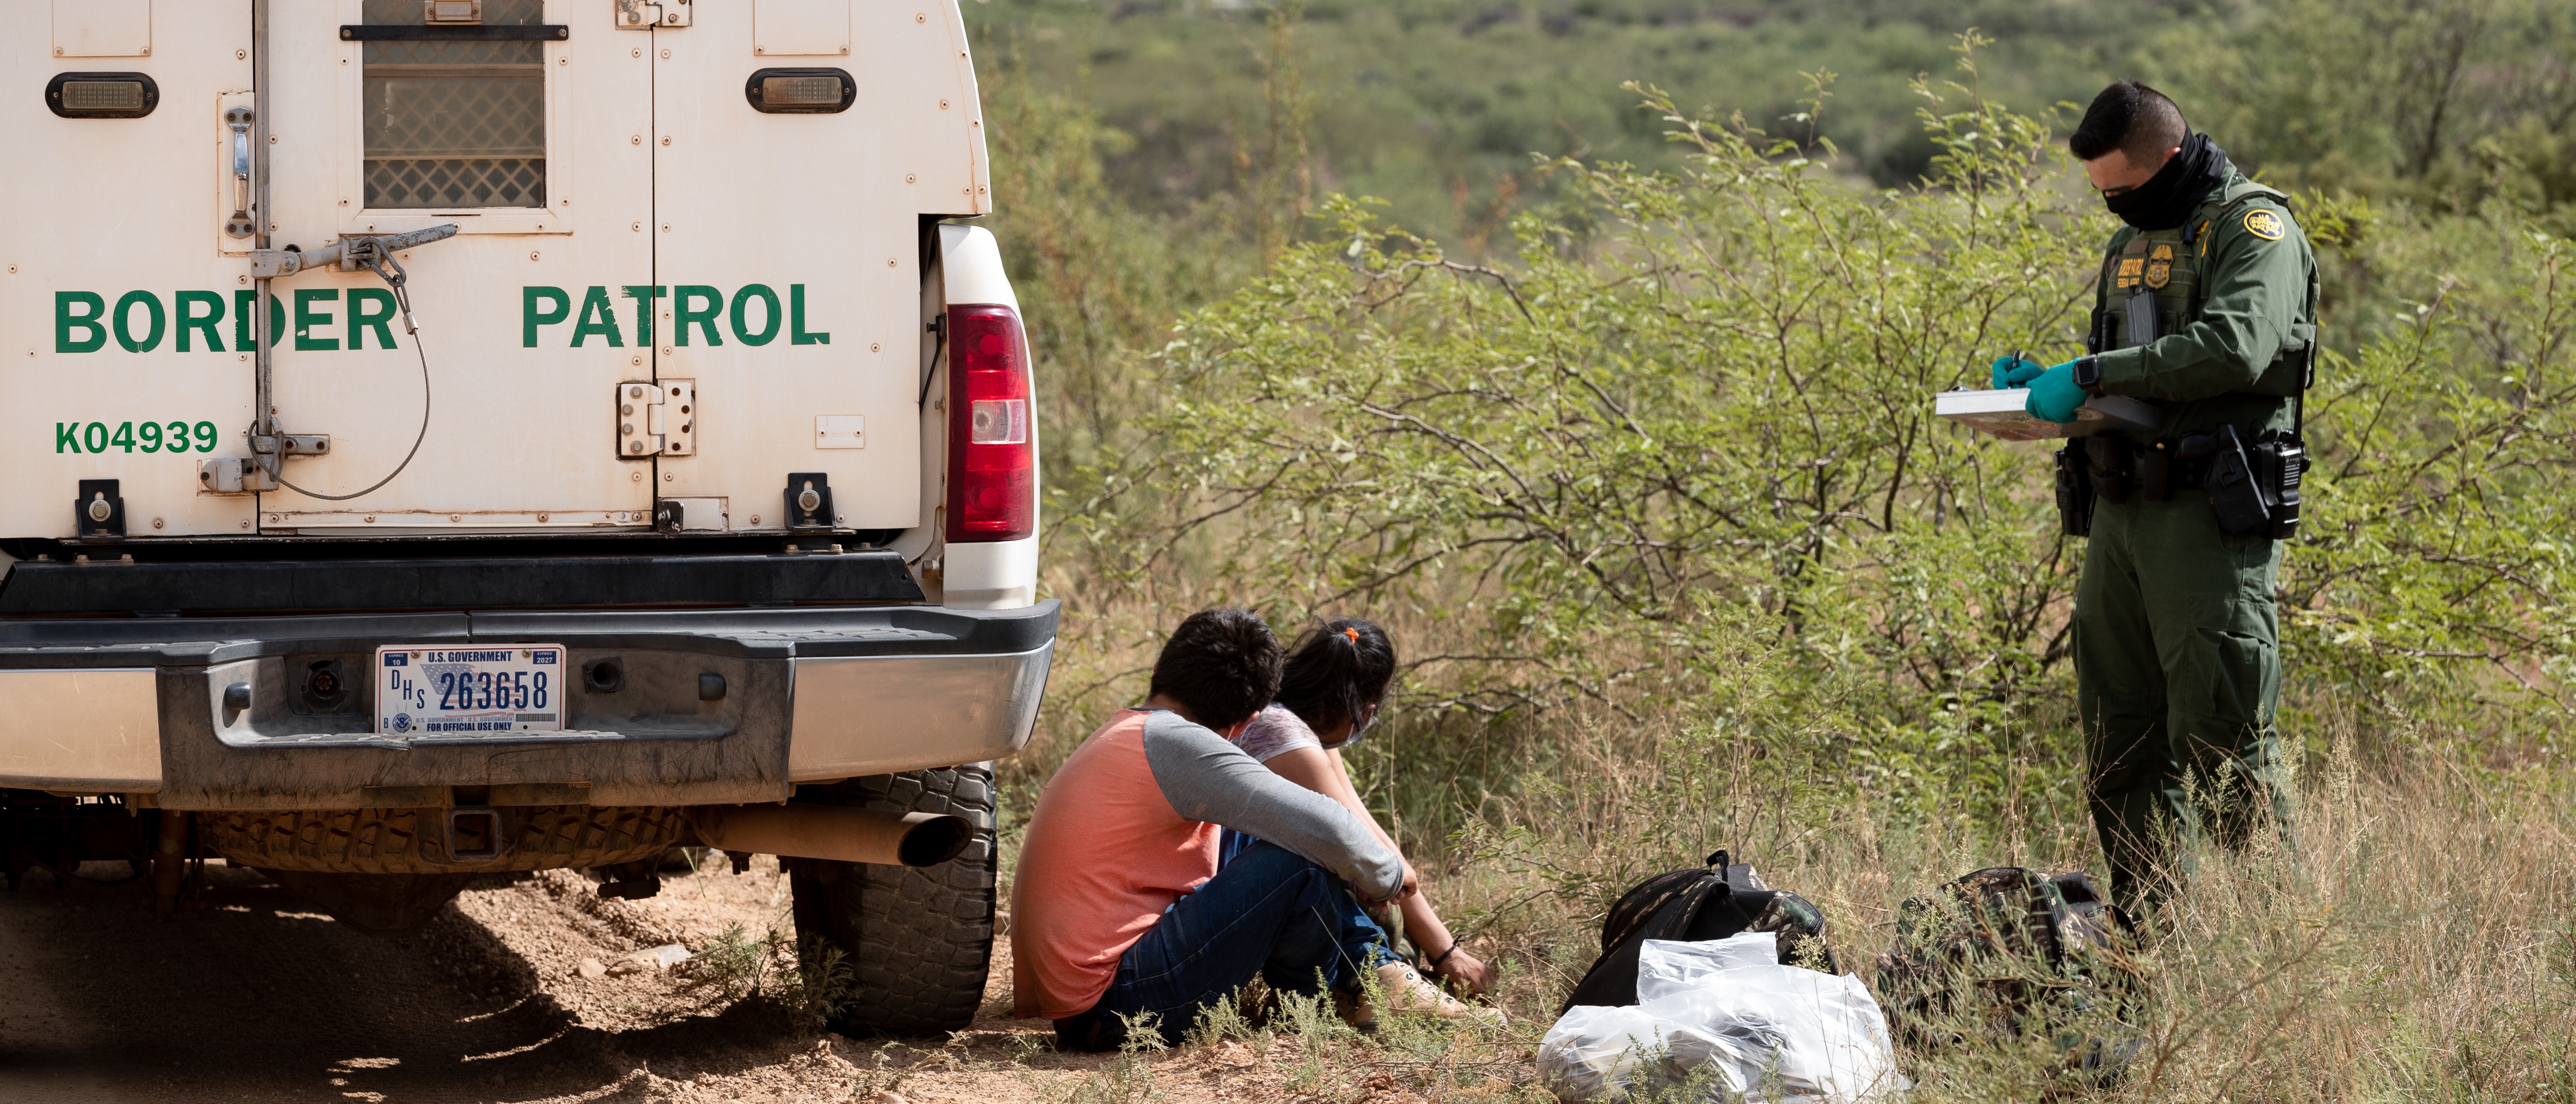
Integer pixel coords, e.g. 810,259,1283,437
1011,608,1480,1051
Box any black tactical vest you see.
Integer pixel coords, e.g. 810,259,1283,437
2093,179,2315,401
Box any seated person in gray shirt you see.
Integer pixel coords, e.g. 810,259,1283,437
1227,618,1501,999
1012,609,1487,1052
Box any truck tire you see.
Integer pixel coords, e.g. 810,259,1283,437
789,765,997,1035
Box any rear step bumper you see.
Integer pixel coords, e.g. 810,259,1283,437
0,601,1056,809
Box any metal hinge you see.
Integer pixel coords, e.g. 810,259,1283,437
199,457,280,494
616,380,696,457
615,0,690,28
201,436,321,495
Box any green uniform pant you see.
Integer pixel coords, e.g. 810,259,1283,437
2074,494,2291,914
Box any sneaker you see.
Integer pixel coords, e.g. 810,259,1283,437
1374,962,1506,1026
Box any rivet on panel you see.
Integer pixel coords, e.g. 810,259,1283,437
905,173,916,184
530,251,541,261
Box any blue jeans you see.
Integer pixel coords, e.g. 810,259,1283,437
1054,840,1395,1051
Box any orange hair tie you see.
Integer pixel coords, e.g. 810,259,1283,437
1343,628,1361,643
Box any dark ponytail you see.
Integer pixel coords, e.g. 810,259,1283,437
1275,618,1396,737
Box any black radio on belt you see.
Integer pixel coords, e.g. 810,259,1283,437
2060,429,2305,540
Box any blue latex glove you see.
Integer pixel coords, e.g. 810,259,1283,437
1989,354,2047,389
2024,360,2088,423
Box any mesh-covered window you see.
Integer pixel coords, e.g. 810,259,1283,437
362,0,546,209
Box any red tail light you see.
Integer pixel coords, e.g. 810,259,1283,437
945,304,1035,542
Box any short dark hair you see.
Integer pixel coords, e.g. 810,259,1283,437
2069,80,2187,166
1276,618,1397,737
1146,608,1281,730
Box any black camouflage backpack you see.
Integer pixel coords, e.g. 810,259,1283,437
1873,867,2147,1081
1560,850,1840,1012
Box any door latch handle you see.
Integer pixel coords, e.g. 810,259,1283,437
224,107,255,239
224,107,254,238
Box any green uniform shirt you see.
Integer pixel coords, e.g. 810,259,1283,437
2087,159,2316,443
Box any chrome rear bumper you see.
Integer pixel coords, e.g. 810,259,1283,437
0,602,1056,808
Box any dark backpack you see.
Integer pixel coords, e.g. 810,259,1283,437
1872,867,2147,1081
1560,850,1840,1012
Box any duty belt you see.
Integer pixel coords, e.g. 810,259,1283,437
2081,430,2300,509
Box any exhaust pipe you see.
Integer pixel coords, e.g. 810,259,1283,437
689,804,973,868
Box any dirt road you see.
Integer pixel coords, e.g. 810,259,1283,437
0,860,1455,1104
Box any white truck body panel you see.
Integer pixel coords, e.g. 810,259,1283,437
2,0,994,538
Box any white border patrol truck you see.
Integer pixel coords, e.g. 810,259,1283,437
0,0,1047,1034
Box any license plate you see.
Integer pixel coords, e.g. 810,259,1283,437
376,644,566,735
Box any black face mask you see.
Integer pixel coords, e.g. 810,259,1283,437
2101,132,2226,230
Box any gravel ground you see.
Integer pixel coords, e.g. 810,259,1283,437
0,858,1452,1104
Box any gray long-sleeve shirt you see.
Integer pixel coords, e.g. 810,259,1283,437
1139,709,1405,901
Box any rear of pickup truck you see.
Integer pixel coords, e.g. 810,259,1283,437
0,0,1047,1035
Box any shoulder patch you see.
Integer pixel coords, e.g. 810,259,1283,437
2242,208,2285,241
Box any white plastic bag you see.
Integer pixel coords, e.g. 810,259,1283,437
1635,930,1786,1001
1538,933,1906,1103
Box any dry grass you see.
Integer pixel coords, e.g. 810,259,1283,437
1004,636,2576,1102
1421,729,2576,1102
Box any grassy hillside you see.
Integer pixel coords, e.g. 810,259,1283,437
968,0,2576,254
967,0,2159,250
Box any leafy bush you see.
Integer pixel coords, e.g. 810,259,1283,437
1064,41,2576,813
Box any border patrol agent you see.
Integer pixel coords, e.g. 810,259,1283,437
1994,81,2315,913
